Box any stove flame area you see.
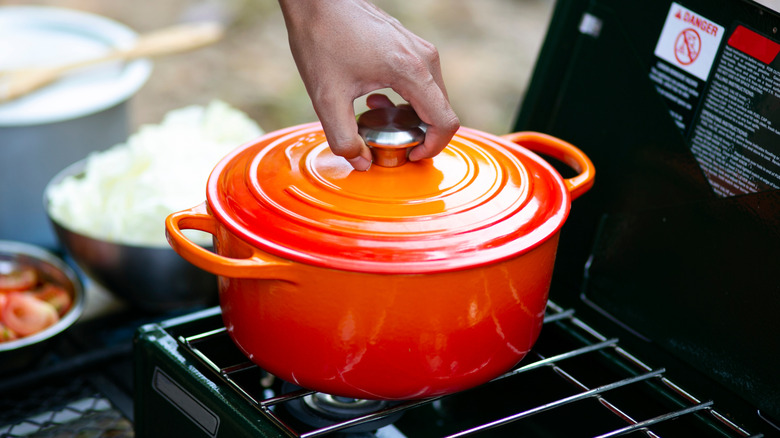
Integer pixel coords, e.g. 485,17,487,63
278,381,405,434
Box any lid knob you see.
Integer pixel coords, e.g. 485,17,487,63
357,106,426,168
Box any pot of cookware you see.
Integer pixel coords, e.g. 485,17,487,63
165,105,594,400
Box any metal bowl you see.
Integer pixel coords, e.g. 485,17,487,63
0,240,85,372
44,160,218,313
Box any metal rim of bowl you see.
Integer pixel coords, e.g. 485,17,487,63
0,239,85,352
44,158,92,240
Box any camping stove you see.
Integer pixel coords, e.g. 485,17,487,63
133,301,760,437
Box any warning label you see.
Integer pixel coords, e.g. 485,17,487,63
649,3,724,134
653,3,725,81
649,60,703,132
688,26,780,197
650,3,780,198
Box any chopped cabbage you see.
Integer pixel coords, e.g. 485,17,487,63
48,100,263,247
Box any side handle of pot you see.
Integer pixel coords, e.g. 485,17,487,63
165,202,295,281
501,132,595,200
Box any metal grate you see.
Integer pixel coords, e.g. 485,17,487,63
179,301,763,438
0,376,133,438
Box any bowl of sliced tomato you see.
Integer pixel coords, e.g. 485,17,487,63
0,240,84,372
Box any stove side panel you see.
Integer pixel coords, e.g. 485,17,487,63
133,323,289,438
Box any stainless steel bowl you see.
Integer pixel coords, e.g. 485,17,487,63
0,240,85,372
44,160,218,313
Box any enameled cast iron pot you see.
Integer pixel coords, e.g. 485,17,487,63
165,107,594,400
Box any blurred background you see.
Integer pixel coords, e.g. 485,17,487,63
3,0,779,135
0,0,562,136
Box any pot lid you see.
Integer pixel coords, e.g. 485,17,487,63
207,108,571,274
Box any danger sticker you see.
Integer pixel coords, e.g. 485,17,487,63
654,3,725,80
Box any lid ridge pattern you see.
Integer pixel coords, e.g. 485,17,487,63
209,124,569,273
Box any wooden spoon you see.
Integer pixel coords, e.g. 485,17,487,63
0,21,224,103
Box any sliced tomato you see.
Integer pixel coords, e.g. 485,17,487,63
0,293,7,327
0,266,37,292
1,292,59,337
32,284,73,316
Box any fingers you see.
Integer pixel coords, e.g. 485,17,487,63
364,92,459,163
405,83,460,162
346,152,373,171
409,115,460,161
397,40,460,161
328,85,458,169
314,95,373,171
281,0,458,170
388,86,459,162
365,93,395,109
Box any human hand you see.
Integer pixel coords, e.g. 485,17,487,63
278,0,460,170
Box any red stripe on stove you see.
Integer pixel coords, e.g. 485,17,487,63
727,25,780,64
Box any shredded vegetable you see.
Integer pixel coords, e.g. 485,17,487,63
48,100,263,246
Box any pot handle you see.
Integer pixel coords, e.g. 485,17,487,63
165,202,295,280
501,132,595,200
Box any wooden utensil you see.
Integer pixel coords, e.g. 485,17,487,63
0,21,224,103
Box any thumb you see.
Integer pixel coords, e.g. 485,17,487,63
314,99,373,171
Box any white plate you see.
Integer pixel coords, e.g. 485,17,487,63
0,6,152,126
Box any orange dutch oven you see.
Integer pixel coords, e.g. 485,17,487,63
165,107,594,400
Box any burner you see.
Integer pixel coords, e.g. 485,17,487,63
278,382,404,434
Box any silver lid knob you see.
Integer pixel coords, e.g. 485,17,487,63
357,106,426,168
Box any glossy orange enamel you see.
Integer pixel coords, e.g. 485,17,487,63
203,124,590,274
213,225,558,400
165,123,594,400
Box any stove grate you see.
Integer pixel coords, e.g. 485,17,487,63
179,301,762,438
0,376,133,438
